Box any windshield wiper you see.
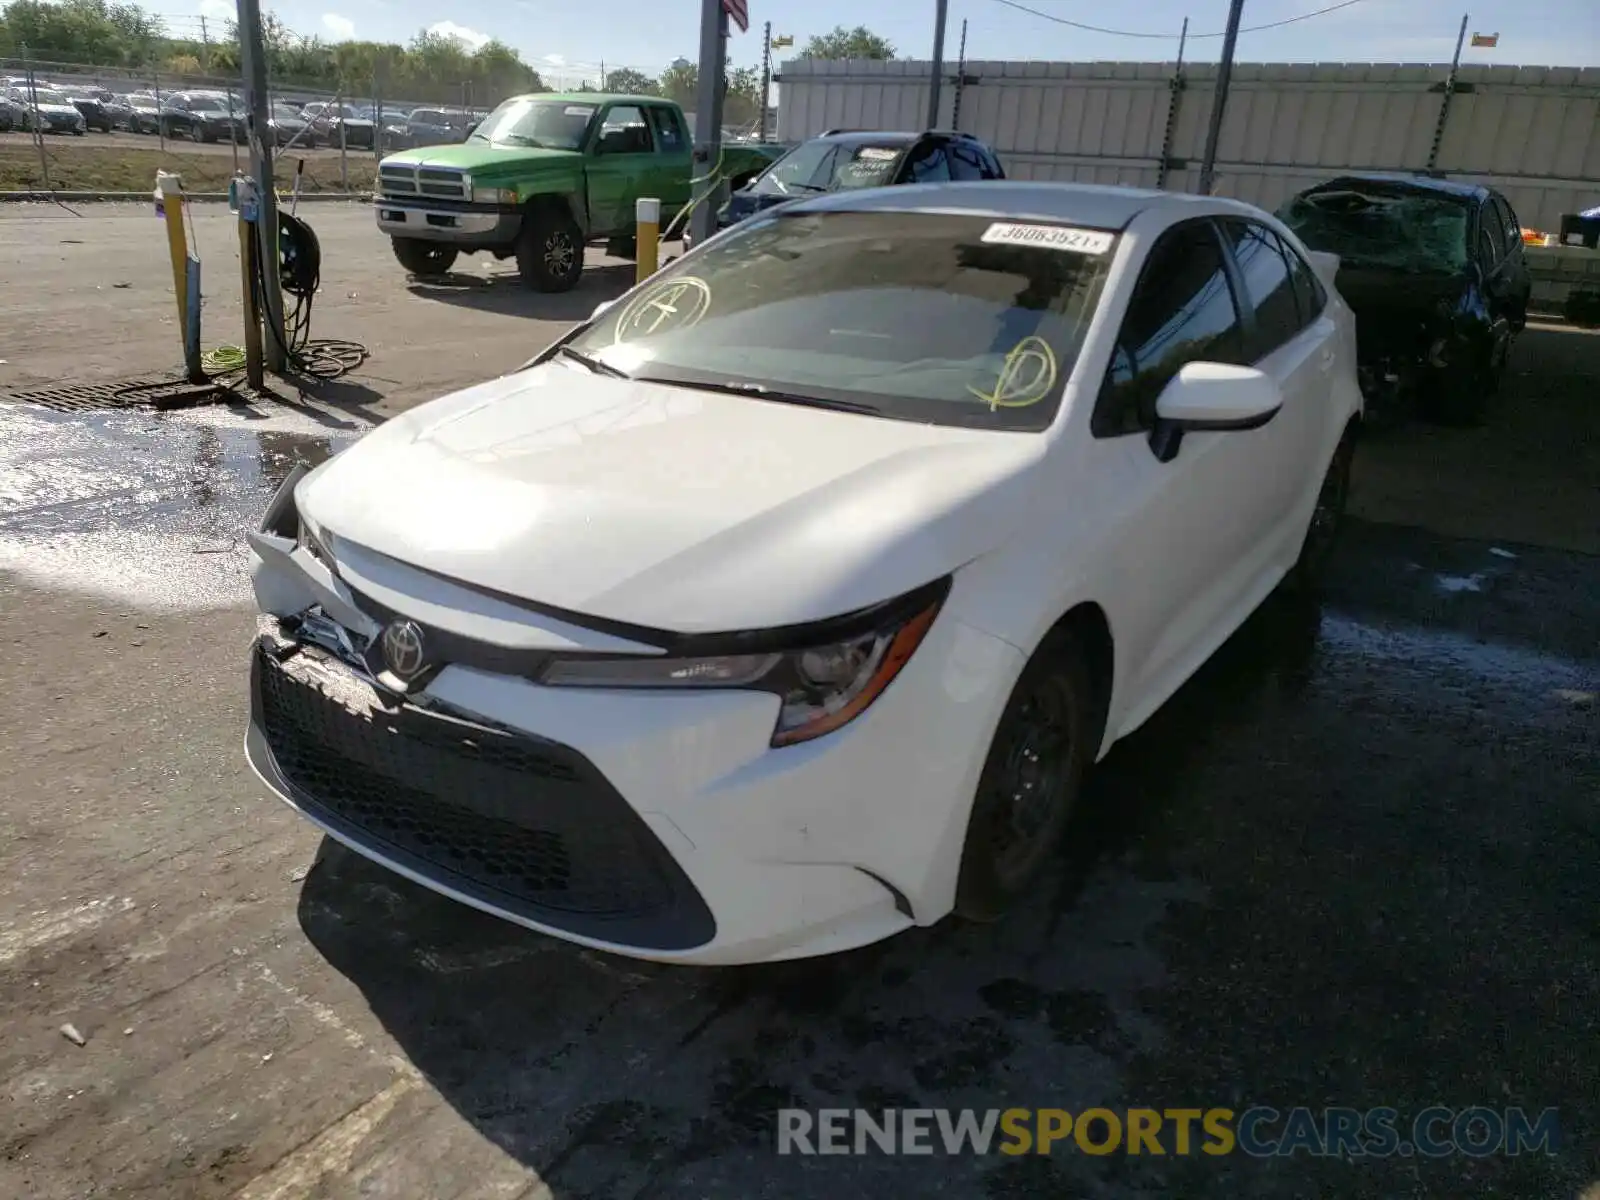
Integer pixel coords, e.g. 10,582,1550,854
639,376,879,414
554,344,628,378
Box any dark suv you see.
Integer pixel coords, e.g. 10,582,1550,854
686,129,1005,248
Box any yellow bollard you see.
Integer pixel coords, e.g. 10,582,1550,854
154,171,189,338
635,196,660,283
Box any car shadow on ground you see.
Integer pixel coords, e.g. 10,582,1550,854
404,263,636,323
294,591,1347,1197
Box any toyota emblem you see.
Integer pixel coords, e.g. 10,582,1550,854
380,619,427,680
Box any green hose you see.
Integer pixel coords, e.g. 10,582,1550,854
201,344,248,375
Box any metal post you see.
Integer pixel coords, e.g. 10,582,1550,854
21,47,50,191
1156,18,1189,190
237,0,286,374
758,22,772,142
200,16,212,72
336,89,349,191
1197,0,1245,195
153,71,166,152
952,19,968,130
927,0,949,130
636,197,661,282
688,0,728,246
1427,13,1470,172
239,214,264,389
227,88,240,175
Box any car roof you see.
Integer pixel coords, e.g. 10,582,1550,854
1299,171,1489,202
776,180,1219,231
527,92,664,106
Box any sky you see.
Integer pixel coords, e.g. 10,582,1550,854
166,0,1600,82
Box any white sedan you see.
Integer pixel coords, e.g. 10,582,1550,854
246,182,1362,965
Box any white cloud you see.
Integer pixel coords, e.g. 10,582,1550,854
542,53,566,66
197,0,232,18
322,13,355,39
428,20,491,50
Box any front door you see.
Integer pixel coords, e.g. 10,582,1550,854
644,105,693,228
585,104,656,237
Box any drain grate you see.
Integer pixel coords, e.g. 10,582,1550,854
0,379,232,413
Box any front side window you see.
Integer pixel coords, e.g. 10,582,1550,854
469,98,597,151
949,142,986,181
596,105,652,154
1094,222,1245,438
562,211,1116,433
1222,218,1304,359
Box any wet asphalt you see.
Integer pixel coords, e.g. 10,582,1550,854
0,395,1597,1199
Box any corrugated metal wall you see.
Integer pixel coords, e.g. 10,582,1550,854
774,59,1600,234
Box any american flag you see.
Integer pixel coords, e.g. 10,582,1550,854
722,0,749,34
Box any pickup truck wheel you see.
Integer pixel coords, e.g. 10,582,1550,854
517,212,584,292
391,239,458,277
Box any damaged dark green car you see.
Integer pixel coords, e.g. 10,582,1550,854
1279,173,1532,425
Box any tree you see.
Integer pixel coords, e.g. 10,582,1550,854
799,25,895,60
603,67,658,95
657,61,696,110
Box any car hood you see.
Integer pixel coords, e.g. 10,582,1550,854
34,101,80,115
380,142,581,175
295,364,1047,632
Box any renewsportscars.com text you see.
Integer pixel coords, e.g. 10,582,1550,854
777,1107,1560,1158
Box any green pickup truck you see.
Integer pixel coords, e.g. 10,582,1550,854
374,92,784,291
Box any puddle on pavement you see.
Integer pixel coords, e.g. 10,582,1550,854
0,402,365,609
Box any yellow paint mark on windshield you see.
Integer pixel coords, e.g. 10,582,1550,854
614,276,713,342
967,336,1058,410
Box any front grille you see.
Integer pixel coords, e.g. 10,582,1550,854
253,642,715,948
378,163,468,201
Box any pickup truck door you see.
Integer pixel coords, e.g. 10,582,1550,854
645,105,694,228
586,104,659,238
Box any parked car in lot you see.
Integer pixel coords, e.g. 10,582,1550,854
160,92,246,143
302,101,377,149
399,107,474,146
374,92,784,289
268,102,318,149
1278,172,1531,425
58,84,118,131
0,90,31,131
247,181,1362,964
1,84,84,134
123,93,163,134
684,128,1007,249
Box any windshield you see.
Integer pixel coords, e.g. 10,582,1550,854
1279,185,1471,273
272,104,302,121
470,98,594,149
561,210,1115,432
750,140,906,197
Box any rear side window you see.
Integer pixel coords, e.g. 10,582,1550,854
1094,221,1246,438
948,141,986,182
983,150,1005,179
648,106,687,153
1492,195,1520,247
1222,219,1303,360
904,140,953,184
1277,231,1327,325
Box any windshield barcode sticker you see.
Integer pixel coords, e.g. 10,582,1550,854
980,223,1115,255
564,106,595,117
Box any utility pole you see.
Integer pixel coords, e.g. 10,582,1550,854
689,0,728,246
1426,13,1470,172
951,18,968,130
758,22,771,140
237,0,286,373
1197,0,1245,195
199,15,211,73
927,0,949,129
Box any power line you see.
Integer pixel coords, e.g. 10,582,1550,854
988,0,1367,41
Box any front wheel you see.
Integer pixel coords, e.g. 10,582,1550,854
954,630,1096,922
516,210,585,292
391,238,459,277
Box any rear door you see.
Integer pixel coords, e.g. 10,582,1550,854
1218,217,1340,523
645,105,694,223
585,103,656,236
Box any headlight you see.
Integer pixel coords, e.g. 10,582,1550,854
473,186,515,205
538,581,948,747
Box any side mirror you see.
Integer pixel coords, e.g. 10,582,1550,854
1149,361,1282,463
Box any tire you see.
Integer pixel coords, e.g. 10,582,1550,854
1284,424,1355,594
391,238,459,277
516,209,585,292
954,629,1097,922
200,128,216,144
